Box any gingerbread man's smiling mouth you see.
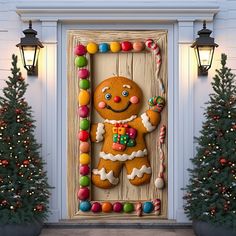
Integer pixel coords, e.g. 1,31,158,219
106,101,131,113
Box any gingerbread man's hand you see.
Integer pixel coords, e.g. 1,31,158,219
146,110,161,127
148,96,165,113
90,123,105,143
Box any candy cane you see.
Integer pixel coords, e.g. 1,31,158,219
155,125,167,189
145,39,164,94
153,199,161,215
159,125,166,145
136,202,142,217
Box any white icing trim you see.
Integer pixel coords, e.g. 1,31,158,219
102,86,110,93
141,113,156,132
123,84,131,89
127,165,152,180
100,149,147,162
104,115,137,124
92,168,119,185
96,123,105,142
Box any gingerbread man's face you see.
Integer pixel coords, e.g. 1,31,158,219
94,76,143,120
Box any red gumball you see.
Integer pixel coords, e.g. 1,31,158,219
74,44,87,56
121,41,133,51
91,202,102,213
113,202,123,212
78,130,89,142
80,165,90,175
77,187,90,200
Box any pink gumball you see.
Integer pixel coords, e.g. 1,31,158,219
77,187,90,200
80,165,90,175
113,202,123,212
78,105,89,118
133,41,145,52
91,202,102,213
80,142,90,153
78,69,90,79
74,45,87,56
98,101,106,109
130,96,139,104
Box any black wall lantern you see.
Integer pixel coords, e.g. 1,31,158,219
191,21,218,76
16,21,43,76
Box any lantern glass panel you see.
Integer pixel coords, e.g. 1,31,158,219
198,46,214,68
20,46,39,71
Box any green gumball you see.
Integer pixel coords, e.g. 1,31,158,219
80,119,90,130
79,79,90,90
123,202,134,213
80,176,90,187
75,56,88,68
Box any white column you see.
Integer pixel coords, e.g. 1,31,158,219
40,20,60,222
175,21,196,222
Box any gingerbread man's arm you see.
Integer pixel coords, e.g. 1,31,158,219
90,123,106,143
132,110,161,134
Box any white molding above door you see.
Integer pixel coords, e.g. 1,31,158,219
16,1,218,22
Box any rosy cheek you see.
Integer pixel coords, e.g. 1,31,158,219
130,96,139,104
98,101,106,109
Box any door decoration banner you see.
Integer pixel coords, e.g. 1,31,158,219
67,30,167,219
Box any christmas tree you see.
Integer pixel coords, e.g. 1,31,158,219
0,54,50,224
184,54,236,230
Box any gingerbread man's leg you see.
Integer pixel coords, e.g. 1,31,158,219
92,158,122,189
124,156,152,186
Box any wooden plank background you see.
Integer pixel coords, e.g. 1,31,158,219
67,30,168,219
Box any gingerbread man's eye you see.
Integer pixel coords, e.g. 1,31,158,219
122,90,129,97
105,93,112,100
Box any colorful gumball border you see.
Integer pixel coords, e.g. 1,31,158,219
74,40,164,216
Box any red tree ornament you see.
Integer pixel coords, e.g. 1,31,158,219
23,160,30,165
36,204,44,212
15,109,22,114
219,157,228,165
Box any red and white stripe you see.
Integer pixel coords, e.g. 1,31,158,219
145,39,161,75
136,202,142,217
153,198,161,215
159,125,166,145
155,125,167,190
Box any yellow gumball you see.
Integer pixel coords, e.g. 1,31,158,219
110,42,121,53
87,42,98,54
78,90,90,106
80,153,91,165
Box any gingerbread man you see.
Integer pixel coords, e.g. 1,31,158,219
91,76,161,189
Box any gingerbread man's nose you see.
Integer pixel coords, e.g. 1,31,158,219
114,96,121,103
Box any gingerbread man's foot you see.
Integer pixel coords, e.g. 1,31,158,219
125,156,152,186
92,158,122,189
128,173,151,186
92,168,119,189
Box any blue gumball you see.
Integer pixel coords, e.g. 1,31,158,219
99,43,109,53
143,201,154,213
79,200,91,212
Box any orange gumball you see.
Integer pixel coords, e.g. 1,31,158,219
102,202,113,213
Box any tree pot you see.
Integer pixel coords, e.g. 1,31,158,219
0,219,43,236
193,221,236,236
